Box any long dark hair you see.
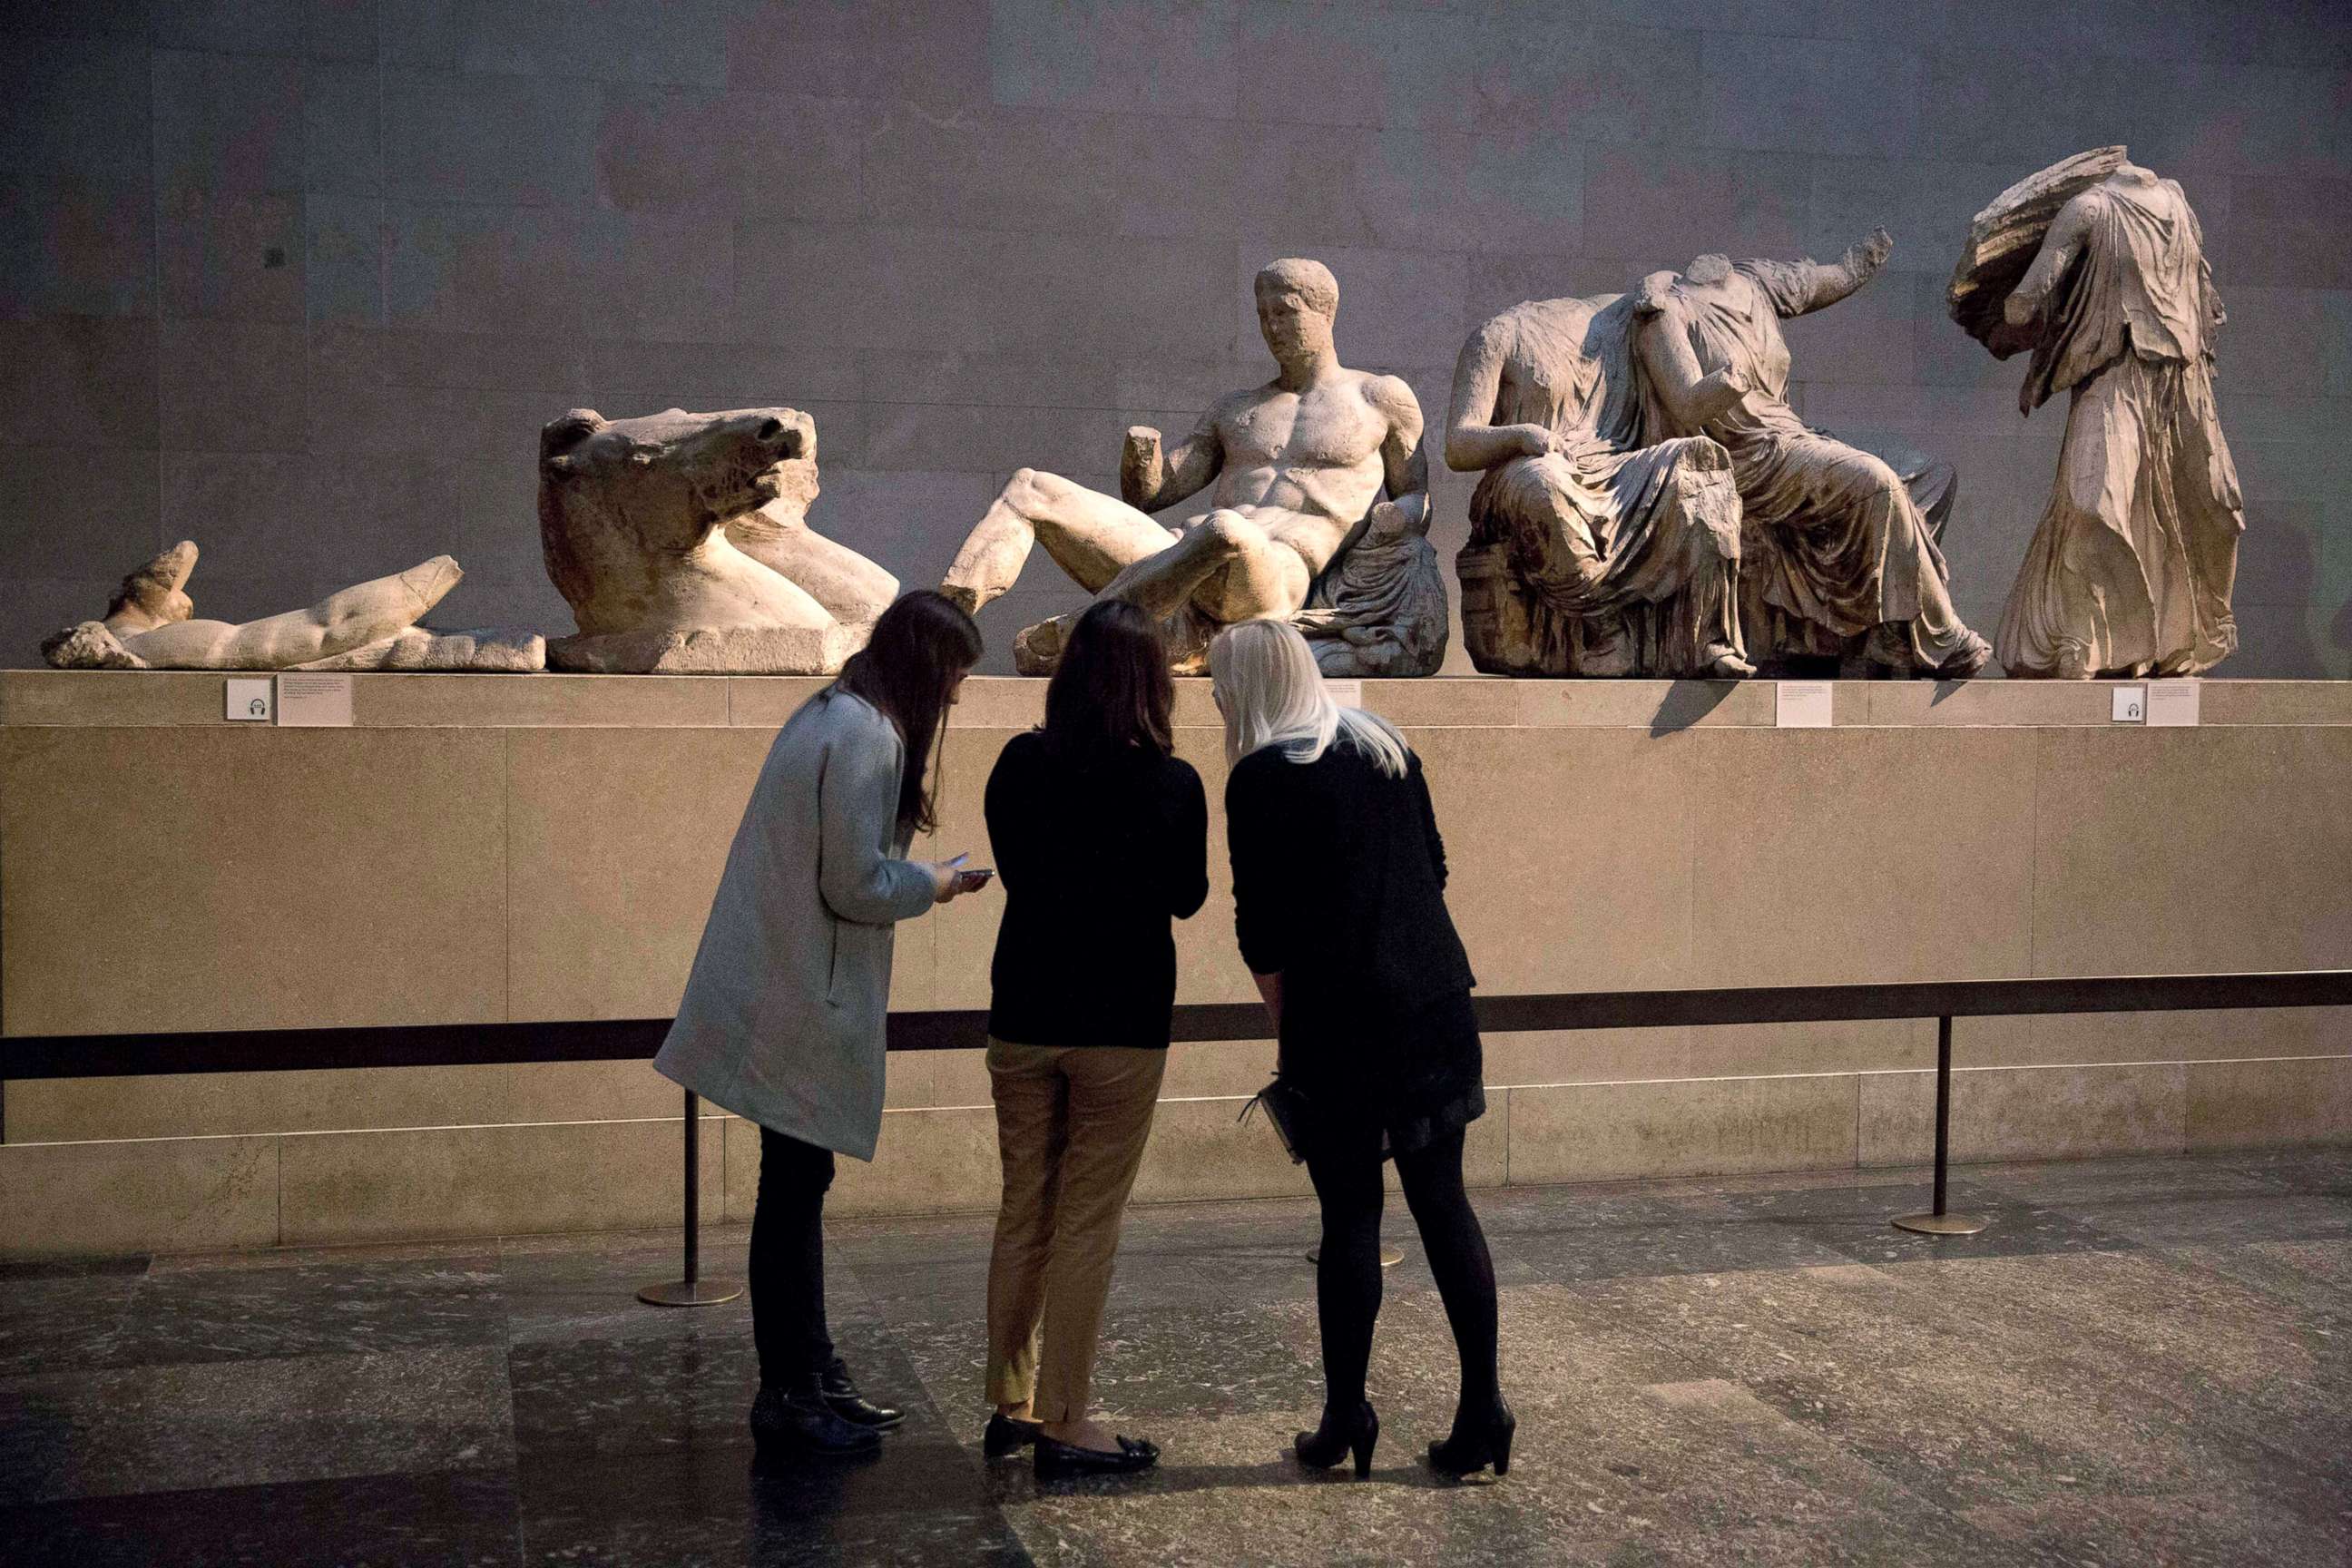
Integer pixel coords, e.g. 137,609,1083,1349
833,590,984,837
1041,599,1174,761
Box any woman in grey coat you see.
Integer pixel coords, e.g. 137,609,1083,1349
655,591,989,1456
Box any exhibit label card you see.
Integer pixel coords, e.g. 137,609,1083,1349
276,672,354,727
1776,681,1832,729
2145,680,2200,728
1323,678,1365,710
224,677,273,721
2111,685,2147,723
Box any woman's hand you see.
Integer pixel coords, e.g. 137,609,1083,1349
925,855,996,904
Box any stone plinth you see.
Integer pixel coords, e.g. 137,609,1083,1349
3,673,2347,1254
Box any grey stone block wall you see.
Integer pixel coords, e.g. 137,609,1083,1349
3,0,2347,675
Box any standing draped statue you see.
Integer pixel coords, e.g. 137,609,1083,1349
1445,290,1752,678
1951,149,2243,679
1633,232,1993,678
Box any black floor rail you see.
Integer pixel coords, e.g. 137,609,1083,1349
9,969,2348,1081
6,970,2347,1270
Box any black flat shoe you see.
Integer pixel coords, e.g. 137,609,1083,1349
983,1411,1042,1458
750,1384,882,1456
1426,1399,1514,1480
1295,1399,1379,1479
818,1359,905,1430
1034,1432,1159,1479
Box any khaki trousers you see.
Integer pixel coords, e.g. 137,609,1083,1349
983,1038,1166,1423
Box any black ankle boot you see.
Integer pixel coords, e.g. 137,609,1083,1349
818,1359,905,1430
750,1382,882,1455
1426,1397,1514,1479
1294,1399,1379,1479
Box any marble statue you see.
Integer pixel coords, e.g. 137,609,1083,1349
1445,290,1753,679
1950,148,2244,679
538,406,897,674
40,542,543,671
1632,232,1994,679
939,258,1444,675
1292,493,1450,677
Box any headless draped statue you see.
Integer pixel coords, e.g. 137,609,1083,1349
1633,232,1993,679
940,258,1446,675
1445,288,1752,678
1960,154,2244,679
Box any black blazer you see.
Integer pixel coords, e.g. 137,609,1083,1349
1225,737,1476,1062
984,731,1209,1048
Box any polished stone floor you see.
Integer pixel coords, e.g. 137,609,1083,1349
3,1150,2347,1566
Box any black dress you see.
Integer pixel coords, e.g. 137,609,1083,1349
984,730,1210,1048
1224,737,1482,1153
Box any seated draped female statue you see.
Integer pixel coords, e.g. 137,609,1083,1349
1632,230,1993,679
1445,286,1753,679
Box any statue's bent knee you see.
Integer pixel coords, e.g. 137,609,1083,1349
1004,466,1056,509
1198,510,1259,553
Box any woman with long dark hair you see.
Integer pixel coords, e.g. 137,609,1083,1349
656,590,990,1456
977,600,1209,1478
1210,618,1509,1482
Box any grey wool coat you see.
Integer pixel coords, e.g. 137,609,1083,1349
654,689,938,1161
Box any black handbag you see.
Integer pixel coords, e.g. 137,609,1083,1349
1239,1073,1318,1164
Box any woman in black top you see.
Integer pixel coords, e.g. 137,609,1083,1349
979,600,1209,1479
1211,618,1510,1482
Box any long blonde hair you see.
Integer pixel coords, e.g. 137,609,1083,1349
1207,619,1408,777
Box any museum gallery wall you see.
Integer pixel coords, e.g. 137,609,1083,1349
2,4,2345,678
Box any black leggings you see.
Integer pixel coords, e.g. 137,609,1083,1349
750,1128,839,1389
1304,1126,1500,1416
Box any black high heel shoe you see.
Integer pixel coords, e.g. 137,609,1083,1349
1426,1399,1514,1479
1294,1400,1379,1479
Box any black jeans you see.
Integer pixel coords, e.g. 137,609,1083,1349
1303,1125,1501,1416
750,1127,838,1390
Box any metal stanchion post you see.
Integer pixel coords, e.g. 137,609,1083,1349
639,1088,744,1306
1893,1014,1989,1237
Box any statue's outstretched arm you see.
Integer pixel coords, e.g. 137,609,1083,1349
1121,404,1223,512
1443,319,1552,472
1759,227,1894,318
2003,197,2093,328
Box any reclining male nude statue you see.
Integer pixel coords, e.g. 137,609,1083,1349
1632,230,1994,678
538,405,898,673
940,258,1446,675
41,541,542,671
1445,284,1754,679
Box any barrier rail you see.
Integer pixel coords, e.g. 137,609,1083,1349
7,970,2349,1293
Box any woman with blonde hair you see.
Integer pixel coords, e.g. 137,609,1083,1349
1210,619,1509,1481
